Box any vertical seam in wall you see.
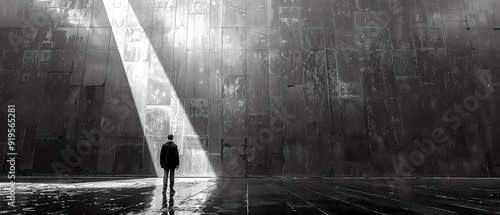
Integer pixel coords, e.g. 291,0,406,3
208,0,213,143
246,178,249,214
299,2,309,176
184,1,189,99
220,0,225,173
244,0,249,178
465,0,479,84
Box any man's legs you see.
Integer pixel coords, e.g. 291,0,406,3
163,168,169,192
169,168,175,191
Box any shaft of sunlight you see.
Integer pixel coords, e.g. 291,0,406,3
102,0,215,177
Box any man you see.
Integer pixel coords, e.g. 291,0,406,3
160,134,180,194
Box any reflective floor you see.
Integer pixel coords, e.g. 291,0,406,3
1,178,500,214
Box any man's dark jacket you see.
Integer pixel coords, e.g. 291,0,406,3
160,141,180,169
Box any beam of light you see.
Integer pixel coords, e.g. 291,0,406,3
102,0,215,177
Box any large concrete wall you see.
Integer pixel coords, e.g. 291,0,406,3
0,0,499,177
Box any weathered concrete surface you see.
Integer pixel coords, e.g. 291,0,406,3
1,0,500,178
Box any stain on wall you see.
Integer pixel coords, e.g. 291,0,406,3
1,0,499,177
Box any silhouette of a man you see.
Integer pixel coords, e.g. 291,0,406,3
160,134,179,194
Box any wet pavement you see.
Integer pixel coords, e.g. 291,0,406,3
1,178,499,214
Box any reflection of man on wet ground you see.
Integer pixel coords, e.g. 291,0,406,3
160,134,180,194
162,192,175,214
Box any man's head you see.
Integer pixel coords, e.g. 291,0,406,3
168,134,174,140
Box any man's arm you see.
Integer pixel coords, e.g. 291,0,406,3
160,145,165,168
175,146,180,169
